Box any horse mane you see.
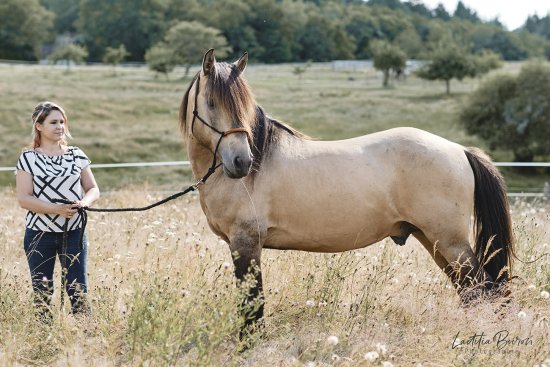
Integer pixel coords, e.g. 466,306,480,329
179,64,309,173
251,106,309,173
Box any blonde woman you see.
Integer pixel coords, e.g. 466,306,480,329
15,101,100,319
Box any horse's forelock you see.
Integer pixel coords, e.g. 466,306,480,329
206,63,256,130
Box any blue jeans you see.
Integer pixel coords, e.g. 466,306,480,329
24,227,89,315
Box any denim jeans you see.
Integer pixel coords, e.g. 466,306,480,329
24,227,89,315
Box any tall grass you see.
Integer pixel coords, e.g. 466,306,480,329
1,188,548,366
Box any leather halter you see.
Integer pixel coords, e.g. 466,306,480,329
191,74,251,140
190,74,251,178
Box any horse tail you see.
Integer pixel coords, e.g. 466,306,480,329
464,147,514,284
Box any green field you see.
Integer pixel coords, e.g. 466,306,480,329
0,61,547,192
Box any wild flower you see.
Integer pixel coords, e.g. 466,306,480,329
364,351,379,362
382,362,394,367
376,343,387,355
326,335,339,346
528,284,537,290
541,291,549,299
306,300,315,307
517,311,527,318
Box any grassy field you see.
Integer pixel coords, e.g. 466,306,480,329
0,188,549,366
1,61,549,366
0,61,547,191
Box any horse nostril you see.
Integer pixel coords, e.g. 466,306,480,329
234,156,243,171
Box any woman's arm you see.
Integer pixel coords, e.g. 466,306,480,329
16,170,76,218
76,166,100,208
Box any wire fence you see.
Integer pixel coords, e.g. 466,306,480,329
1,160,549,197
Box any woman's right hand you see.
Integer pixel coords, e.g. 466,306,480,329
56,203,78,219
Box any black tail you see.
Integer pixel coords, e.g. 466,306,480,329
464,147,514,283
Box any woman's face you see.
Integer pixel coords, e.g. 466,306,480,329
36,110,66,143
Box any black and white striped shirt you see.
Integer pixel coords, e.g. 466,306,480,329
16,147,91,232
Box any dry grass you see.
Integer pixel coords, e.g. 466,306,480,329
0,187,549,366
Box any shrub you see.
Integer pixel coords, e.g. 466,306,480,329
461,61,550,161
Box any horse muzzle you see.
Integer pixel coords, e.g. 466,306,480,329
223,153,253,179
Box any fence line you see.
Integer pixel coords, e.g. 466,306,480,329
1,160,548,197
2,160,550,172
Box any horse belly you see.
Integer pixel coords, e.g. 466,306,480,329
264,179,395,252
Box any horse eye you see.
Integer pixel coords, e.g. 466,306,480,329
207,99,214,108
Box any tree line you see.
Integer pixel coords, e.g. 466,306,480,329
2,0,550,64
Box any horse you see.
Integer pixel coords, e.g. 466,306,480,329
179,49,514,336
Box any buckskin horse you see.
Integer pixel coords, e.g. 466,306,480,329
179,49,513,336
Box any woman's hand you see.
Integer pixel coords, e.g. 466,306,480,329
73,200,89,209
56,203,78,219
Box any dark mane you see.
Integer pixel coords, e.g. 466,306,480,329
179,72,199,135
178,63,309,173
251,106,309,173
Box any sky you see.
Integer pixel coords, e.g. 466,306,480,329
420,0,550,30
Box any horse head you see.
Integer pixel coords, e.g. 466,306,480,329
180,49,256,179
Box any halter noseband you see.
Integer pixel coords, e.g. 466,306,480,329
190,74,251,180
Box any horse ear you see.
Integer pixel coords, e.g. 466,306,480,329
234,52,248,74
202,48,216,76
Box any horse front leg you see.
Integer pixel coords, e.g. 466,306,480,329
229,234,264,340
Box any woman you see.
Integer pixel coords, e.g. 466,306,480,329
15,101,100,318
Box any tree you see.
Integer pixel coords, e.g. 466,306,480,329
453,1,479,22
298,14,356,61
41,0,80,34
102,45,129,75
415,43,475,94
0,0,54,60
148,21,230,78
78,0,167,61
371,41,406,87
49,43,88,72
394,28,423,59
165,21,230,77
434,4,451,21
144,44,176,79
461,62,550,162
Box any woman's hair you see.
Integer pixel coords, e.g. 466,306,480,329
30,101,72,149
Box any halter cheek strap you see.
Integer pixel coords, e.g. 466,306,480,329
190,74,251,177
191,75,251,140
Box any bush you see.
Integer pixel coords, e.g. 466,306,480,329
461,61,550,161
49,44,88,72
103,45,129,75
144,45,176,79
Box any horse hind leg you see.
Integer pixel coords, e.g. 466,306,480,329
414,231,491,304
412,231,453,279
436,239,495,304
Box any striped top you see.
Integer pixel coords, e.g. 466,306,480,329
16,147,90,232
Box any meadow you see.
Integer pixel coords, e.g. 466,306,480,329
0,188,549,366
0,61,549,366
